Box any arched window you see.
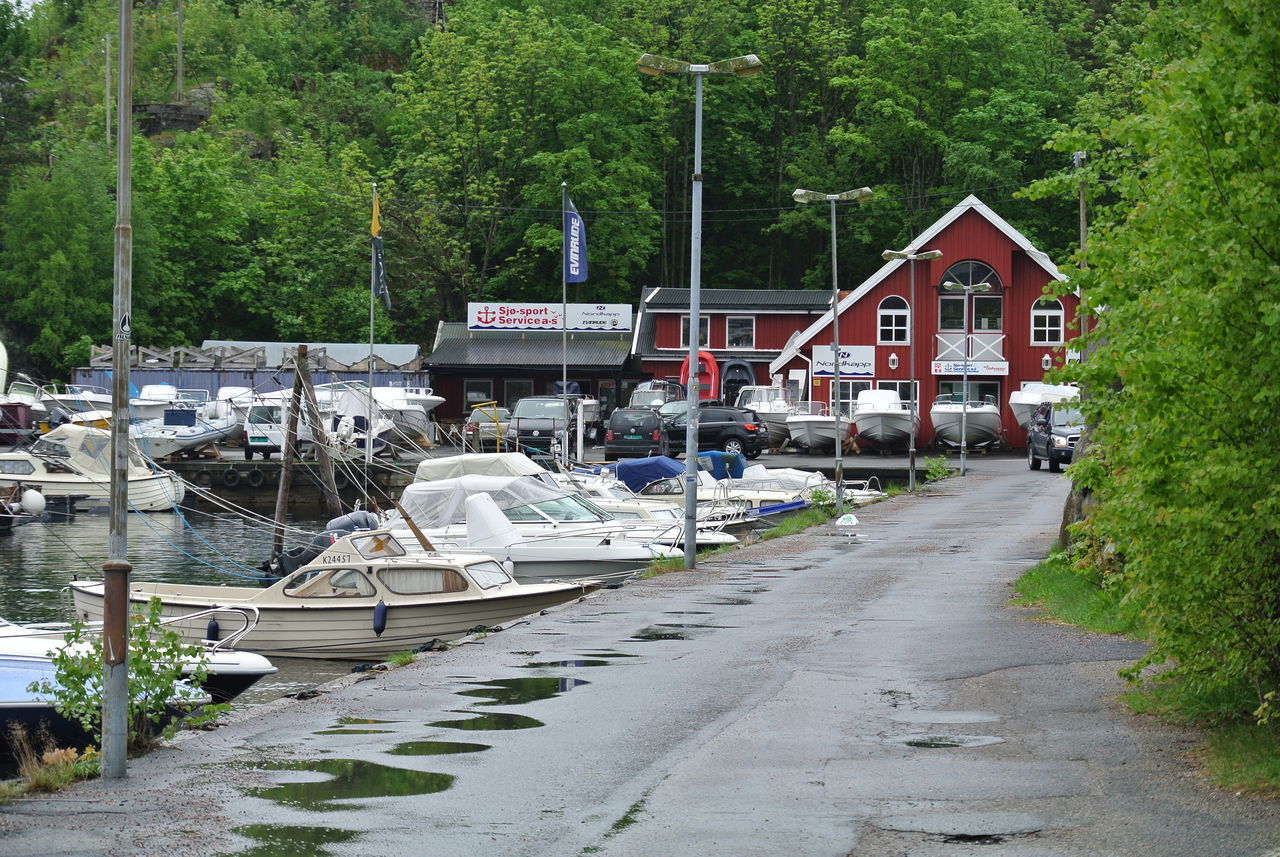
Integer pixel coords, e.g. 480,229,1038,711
1032,298,1064,344
878,296,909,343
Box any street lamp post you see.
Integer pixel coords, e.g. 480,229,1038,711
942,279,993,475
880,248,942,491
638,52,762,569
794,186,873,514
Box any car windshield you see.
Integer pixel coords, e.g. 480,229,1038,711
512,400,568,419
468,409,509,423
1052,407,1083,427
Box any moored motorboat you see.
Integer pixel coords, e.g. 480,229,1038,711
930,394,1003,448
786,402,850,453
851,389,919,451
0,424,185,511
69,529,599,660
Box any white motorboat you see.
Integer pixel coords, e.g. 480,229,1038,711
851,389,919,451
370,387,432,441
69,529,598,660
39,383,112,417
132,409,242,460
386,475,682,580
1009,383,1080,429
0,608,277,704
0,424,185,511
733,385,795,448
930,394,1004,448
327,388,397,461
242,392,314,460
0,375,47,421
786,402,849,453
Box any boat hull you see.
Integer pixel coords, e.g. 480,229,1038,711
852,411,919,449
758,411,791,447
69,580,594,660
930,405,1003,448
0,470,185,511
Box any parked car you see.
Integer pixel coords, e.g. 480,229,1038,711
603,408,669,461
506,395,579,456
1027,402,1084,473
665,406,767,459
462,406,511,451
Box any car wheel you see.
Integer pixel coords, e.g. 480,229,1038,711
244,448,255,461
1028,444,1042,470
721,437,746,456
1049,457,1061,473
745,449,761,460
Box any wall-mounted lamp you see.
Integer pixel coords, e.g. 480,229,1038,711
888,353,899,370
1042,353,1053,371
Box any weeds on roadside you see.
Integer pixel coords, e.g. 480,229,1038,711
924,456,951,482
386,651,416,668
1,723,100,802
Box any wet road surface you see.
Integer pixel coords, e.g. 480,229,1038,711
2,458,1277,856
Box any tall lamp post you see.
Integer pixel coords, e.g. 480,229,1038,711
794,187,873,514
943,279,993,475
881,248,942,492
638,51,763,569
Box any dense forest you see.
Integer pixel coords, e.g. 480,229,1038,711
2,0,1278,731
0,0,1118,378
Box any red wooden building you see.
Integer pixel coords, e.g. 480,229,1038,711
770,195,1079,448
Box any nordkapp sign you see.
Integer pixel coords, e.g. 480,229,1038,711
810,345,876,377
467,303,633,332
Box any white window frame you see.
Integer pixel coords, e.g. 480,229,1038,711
1031,298,1065,345
681,315,710,349
877,296,910,344
725,316,755,349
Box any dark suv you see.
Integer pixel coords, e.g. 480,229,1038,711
1027,402,1084,473
603,408,668,461
506,396,578,456
665,406,767,459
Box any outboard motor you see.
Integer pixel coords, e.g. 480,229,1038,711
325,510,380,534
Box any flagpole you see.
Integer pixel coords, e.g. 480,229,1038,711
560,183,569,468
368,182,377,478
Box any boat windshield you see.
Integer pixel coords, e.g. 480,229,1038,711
465,560,513,589
350,532,407,559
503,494,609,523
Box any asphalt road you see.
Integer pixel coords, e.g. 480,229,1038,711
2,458,1277,856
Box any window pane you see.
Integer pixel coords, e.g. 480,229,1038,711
973,296,1002,331
726,317,754,348
940,296,965,330
681,316,709,348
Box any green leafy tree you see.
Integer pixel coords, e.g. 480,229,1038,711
1065,0,1280,722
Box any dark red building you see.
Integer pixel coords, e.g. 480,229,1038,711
771,195,1079,447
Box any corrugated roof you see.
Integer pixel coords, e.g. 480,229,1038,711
200,340,419,367
425,324,632,369
642,288,832,310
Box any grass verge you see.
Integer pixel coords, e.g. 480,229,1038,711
1012,551,1280,797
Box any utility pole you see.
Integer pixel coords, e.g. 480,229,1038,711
104,35,111,145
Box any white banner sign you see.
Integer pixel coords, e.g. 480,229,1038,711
931,360,1009,376
467,303,632,331
811,344,876,378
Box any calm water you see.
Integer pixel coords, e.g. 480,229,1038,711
0,508,353,705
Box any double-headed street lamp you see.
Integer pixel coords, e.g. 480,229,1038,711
881,248,942,492
638,51,763,569
794,187,873,514
942,279,994,475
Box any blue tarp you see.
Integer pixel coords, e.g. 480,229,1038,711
610,456,685,492
697,450,746,480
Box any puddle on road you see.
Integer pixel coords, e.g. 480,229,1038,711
521,658,613,668
428,711,545,731
224,824,359,857
242,759,454,810
663,610,712,615
313,716,399,735
628,626,688,641
899,734,1005,748
697,597,753,606
312,728,395,735
457,676,589,705
388,740,490,756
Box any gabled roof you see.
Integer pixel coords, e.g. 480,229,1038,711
426,322,632,370
769,195,1068,374
641,287,835,311
631,287,831,358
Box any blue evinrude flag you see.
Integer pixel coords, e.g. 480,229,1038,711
563,195,588,284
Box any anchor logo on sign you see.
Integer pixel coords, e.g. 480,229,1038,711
476,306,496,325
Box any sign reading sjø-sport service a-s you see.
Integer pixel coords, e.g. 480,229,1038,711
467,303,632,331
